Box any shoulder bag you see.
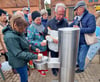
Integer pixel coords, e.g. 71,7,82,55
80,22,98,45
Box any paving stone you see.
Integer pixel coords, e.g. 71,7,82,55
0,56,100,82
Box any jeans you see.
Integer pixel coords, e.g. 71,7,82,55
87,39,100,60
77,44,89,70
15,65,28,82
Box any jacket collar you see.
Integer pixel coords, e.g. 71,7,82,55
53,16,64,25
41,17,48,21
80,10,88,21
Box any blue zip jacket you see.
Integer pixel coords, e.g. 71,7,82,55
46,17,69,30
70,10,96,44
41,17,48,28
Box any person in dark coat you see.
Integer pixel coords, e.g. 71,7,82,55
70,1,96,73
40,9,48,28
46,3,69,76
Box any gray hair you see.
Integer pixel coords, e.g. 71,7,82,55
40,9,48,16
14,11,24,17
55,3,66,12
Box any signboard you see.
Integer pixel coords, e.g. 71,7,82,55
95,6,100,11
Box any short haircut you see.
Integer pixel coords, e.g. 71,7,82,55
55,3,66,12
0,9,6,16
14,11,24,17
40,9,48,16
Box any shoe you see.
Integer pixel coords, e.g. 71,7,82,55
75,69,84,73
76,64,79,68
52,70,57,76
39,71,46,76
45,70,48,72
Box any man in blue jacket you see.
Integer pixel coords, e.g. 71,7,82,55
71,1,96,73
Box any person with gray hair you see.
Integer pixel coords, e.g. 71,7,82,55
40,9,48,27
70,1,96,73
55,3,66,12
40,9,48,16
74,1,87,11
46,3,68,76
14,11,24,17
22,7,29,24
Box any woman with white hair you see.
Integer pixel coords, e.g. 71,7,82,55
40,9,48,27
14,11,24,17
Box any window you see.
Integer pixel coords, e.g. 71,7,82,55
94,0,98,2
68,7,74,21
89,0,93,2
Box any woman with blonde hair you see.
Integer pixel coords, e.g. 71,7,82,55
2,14,42,82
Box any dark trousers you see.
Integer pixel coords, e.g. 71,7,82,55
51,51,59,75
51,51,58,58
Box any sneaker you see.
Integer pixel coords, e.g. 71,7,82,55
75,69,84,73
39,71,46,76
45,70,48,72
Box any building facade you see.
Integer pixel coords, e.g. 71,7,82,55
0,0,44,14
51,0,100,21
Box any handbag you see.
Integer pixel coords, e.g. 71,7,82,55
80,22,98,45
84,33,98,45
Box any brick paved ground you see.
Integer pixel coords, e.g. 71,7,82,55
0,55,100,82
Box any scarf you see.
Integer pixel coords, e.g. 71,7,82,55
32,22,44,33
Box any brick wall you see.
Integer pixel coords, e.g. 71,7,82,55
51,0,100,20
0,0,42,14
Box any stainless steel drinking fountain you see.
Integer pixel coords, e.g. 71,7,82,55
34,28,80,82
